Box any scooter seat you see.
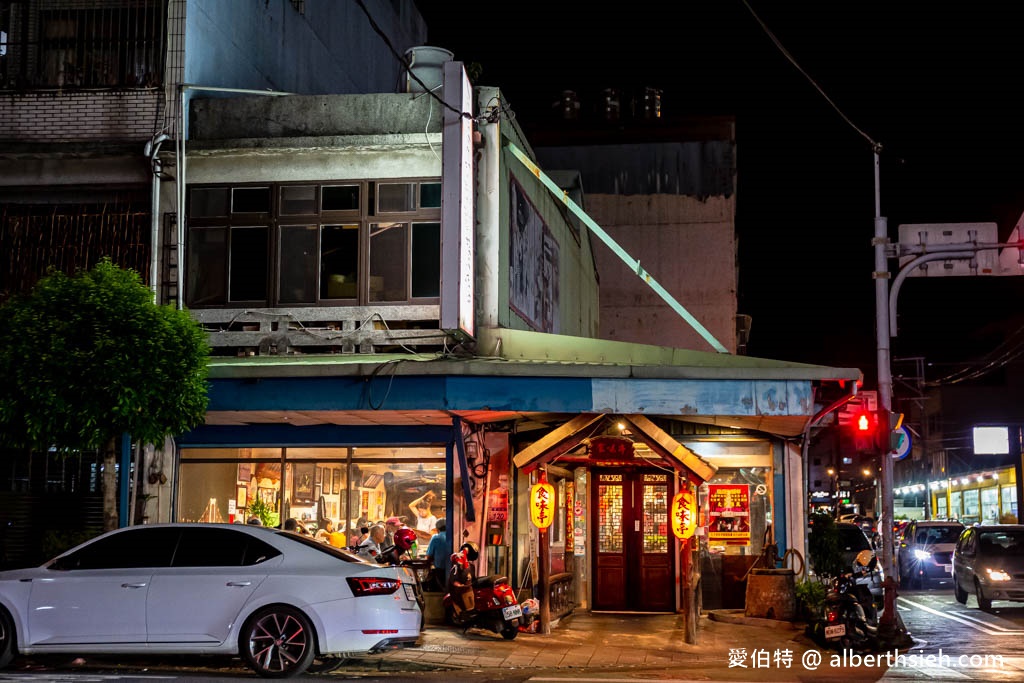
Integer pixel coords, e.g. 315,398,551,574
473,575,508,588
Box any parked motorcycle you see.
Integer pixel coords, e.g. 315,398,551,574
821,549,880,650
443,542,523,639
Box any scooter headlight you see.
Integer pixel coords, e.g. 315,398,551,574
912,549,932,561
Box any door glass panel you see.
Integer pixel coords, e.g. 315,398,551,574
280,185,316,215
173,527,280,567
963,489,980,523
58,528,179,569
411,221,440,297
598,482,623,553
322,185,360,212
981,487,999,523
187,227,226,306
369,222,407,302
229,226,268,302
377,183,415,212
320,224,359,299
278,225,318,304
642,480,669,553
950,490,962,519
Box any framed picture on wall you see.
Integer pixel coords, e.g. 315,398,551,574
293,463,315,504
317,467,324,484
237,462,252,485
236,486,248,508
332,469,342,495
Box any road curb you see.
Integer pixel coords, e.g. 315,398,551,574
706,609,803,629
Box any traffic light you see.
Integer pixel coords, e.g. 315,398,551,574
852,410,875,452
877,410,905,452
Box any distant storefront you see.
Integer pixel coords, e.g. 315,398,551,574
929,466,1017,524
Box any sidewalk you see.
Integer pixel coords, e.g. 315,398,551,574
346,609,835,678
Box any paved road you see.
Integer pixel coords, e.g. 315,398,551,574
886,579,1024,681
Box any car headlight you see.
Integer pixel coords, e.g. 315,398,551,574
912,549,932,561
986,568,1012,582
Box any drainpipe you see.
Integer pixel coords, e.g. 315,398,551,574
174,84,292,309
801,381,859,566
144,133,170,297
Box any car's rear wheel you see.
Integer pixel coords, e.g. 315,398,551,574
0,607,15,669
975,579,993,611
241,605,316,678
954,576,968,604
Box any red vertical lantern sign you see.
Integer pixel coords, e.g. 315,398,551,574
530,472,555,532
671,484,697,540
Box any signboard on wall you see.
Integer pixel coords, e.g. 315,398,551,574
440,61,475,339
707,484,751,545
509,176,560,333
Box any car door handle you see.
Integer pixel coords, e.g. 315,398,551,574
227,581,252,587
121,582,147,588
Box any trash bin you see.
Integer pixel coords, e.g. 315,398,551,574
744,568,796,620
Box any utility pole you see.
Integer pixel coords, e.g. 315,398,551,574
872,148,907,644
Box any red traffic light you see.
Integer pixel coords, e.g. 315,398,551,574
855,411,873,432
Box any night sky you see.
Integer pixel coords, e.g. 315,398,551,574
413,1,1024,385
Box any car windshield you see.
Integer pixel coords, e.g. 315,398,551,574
837,526,870,551
979,530,1024,556
916,525,962,545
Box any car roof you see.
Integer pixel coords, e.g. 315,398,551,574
915,520,964,527
971,524,1024,531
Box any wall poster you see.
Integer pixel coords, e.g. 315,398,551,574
509,177,560,333
707,484,751,545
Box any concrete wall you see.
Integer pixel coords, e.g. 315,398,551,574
185,0,426,95
585,193,737,354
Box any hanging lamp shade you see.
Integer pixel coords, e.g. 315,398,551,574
529,473,555,531
671,486,698,540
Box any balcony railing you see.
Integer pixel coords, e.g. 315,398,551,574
1,1,165,90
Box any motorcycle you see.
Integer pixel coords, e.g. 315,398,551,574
443,541,523,640
821,549,879,650
443,573,523,639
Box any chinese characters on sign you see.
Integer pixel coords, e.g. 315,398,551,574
671,485,698,540
530,479,555,530
707,484,751,545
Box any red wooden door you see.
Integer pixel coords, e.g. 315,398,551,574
592,470,675,611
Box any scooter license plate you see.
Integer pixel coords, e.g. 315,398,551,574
403,584,416,601
824,624,846,639
502,604,523,620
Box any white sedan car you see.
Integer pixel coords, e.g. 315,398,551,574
0,523,422,678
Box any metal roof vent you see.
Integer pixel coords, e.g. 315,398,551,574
403,46,454,94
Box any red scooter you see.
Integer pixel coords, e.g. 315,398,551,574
443,542,523,640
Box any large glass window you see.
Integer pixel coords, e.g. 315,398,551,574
981,487,999,523
186,180,441,308
935,495,947,519
1002,485,1018,522
963,489,980,524
950,490,962,520
178,446,447,560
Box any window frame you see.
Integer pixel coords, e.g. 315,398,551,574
186,179,442,308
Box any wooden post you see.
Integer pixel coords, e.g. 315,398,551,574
539,528,551,634
681,537,698,644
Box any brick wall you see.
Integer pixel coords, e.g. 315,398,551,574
0,89,163,142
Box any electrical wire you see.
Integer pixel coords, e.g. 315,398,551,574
926,323,1024,386
354,0,477,123
739,0,881,152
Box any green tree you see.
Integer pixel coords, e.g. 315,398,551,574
0,259,209,531
807,512,844,580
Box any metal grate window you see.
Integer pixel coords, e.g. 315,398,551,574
1,0,166,89
597,482,623,553
641,480,669,553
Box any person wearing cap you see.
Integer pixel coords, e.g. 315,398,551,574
384,516,405,548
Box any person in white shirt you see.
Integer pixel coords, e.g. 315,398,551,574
409,490,438,541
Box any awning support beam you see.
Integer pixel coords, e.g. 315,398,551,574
505,140,729,354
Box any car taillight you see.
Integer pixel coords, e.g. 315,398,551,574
826,610,839,623
347,576,401,596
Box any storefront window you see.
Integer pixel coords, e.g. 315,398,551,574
1002,485,1018,523
935,495,947,519
962,489,980,524
981,487,999,523
950,490,962,520
178,446,446,558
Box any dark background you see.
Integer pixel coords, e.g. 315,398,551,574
414,1,1024,386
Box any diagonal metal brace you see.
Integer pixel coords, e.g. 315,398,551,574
505,141,729,354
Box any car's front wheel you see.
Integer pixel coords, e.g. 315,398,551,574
0,607,15,669
953,576,968,604
241,605,316,678
975,579,993,612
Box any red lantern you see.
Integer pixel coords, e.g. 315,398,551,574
530,473,555,531
671,486,697,540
